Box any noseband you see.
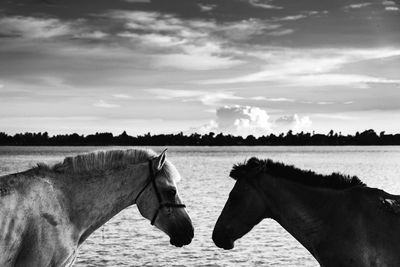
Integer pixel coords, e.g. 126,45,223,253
134,160,186,225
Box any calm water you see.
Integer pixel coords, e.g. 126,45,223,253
1,146,400,266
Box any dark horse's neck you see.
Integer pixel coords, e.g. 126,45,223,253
259,175,349,264
54,161,150,245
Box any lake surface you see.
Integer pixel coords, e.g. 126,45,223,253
1,146,400,266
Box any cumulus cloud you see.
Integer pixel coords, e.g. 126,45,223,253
274,114,312,133
198,105,312,136
199,105,272,136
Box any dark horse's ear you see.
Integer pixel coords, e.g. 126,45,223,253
152,148,167,173
230,164,245,180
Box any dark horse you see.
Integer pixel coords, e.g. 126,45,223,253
213,157,400,267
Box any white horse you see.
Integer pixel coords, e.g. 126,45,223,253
0,148,193,266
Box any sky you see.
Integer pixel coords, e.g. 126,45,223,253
0,0,399,136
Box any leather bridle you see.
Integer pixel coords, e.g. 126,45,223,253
134,159,186,225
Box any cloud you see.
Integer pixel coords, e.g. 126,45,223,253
118,32,185,47
153,53,243,70
247,0,283,9
382,0,396,6
344,3,373,9
216,19,281,41
111,10,247,70
317,101,335,105
93,100,120,108
275,14,307,21
74,31,108,39
199,47,400,86
382,0,399,11
146,89,242,106
267,29,294,36
285,74,400,88
197,105,313,136
251,96,295,102
0,16,73,39
198,4,217,12
124,0,150,2
274,114,312,132
112,94,132,99
199,105,273,136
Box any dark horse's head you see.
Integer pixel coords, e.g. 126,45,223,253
213,158,270,250
136,150,194,247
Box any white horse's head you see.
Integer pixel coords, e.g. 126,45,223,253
135,149,194,247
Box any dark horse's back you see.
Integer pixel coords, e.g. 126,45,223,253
319,186,400,267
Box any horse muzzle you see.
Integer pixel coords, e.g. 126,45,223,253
212,227,234,250
169,224,194,247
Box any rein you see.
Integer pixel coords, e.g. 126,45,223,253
134,160,186,225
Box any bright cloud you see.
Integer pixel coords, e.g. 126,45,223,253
248,0,283,10
198,105,312,136
153,53,243,70
199,105,273,136
146,89,243,106
74,31,108,39
93,100,120,108
275,114,312,133
251,96,296,102
344,3,372,9
286,74,400,88
112,94,132,99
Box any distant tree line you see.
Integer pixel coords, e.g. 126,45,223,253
0,129,400,146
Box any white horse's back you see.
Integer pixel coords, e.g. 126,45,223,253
0,173,77,267
0,184,28,267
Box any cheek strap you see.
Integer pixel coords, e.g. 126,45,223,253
135,160,186,226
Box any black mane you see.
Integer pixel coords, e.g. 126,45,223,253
230,157,366,190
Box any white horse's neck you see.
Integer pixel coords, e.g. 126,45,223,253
58,161,151,245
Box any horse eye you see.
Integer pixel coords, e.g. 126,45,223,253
167,188,177,197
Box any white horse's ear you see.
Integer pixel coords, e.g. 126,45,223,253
152,148,167,172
